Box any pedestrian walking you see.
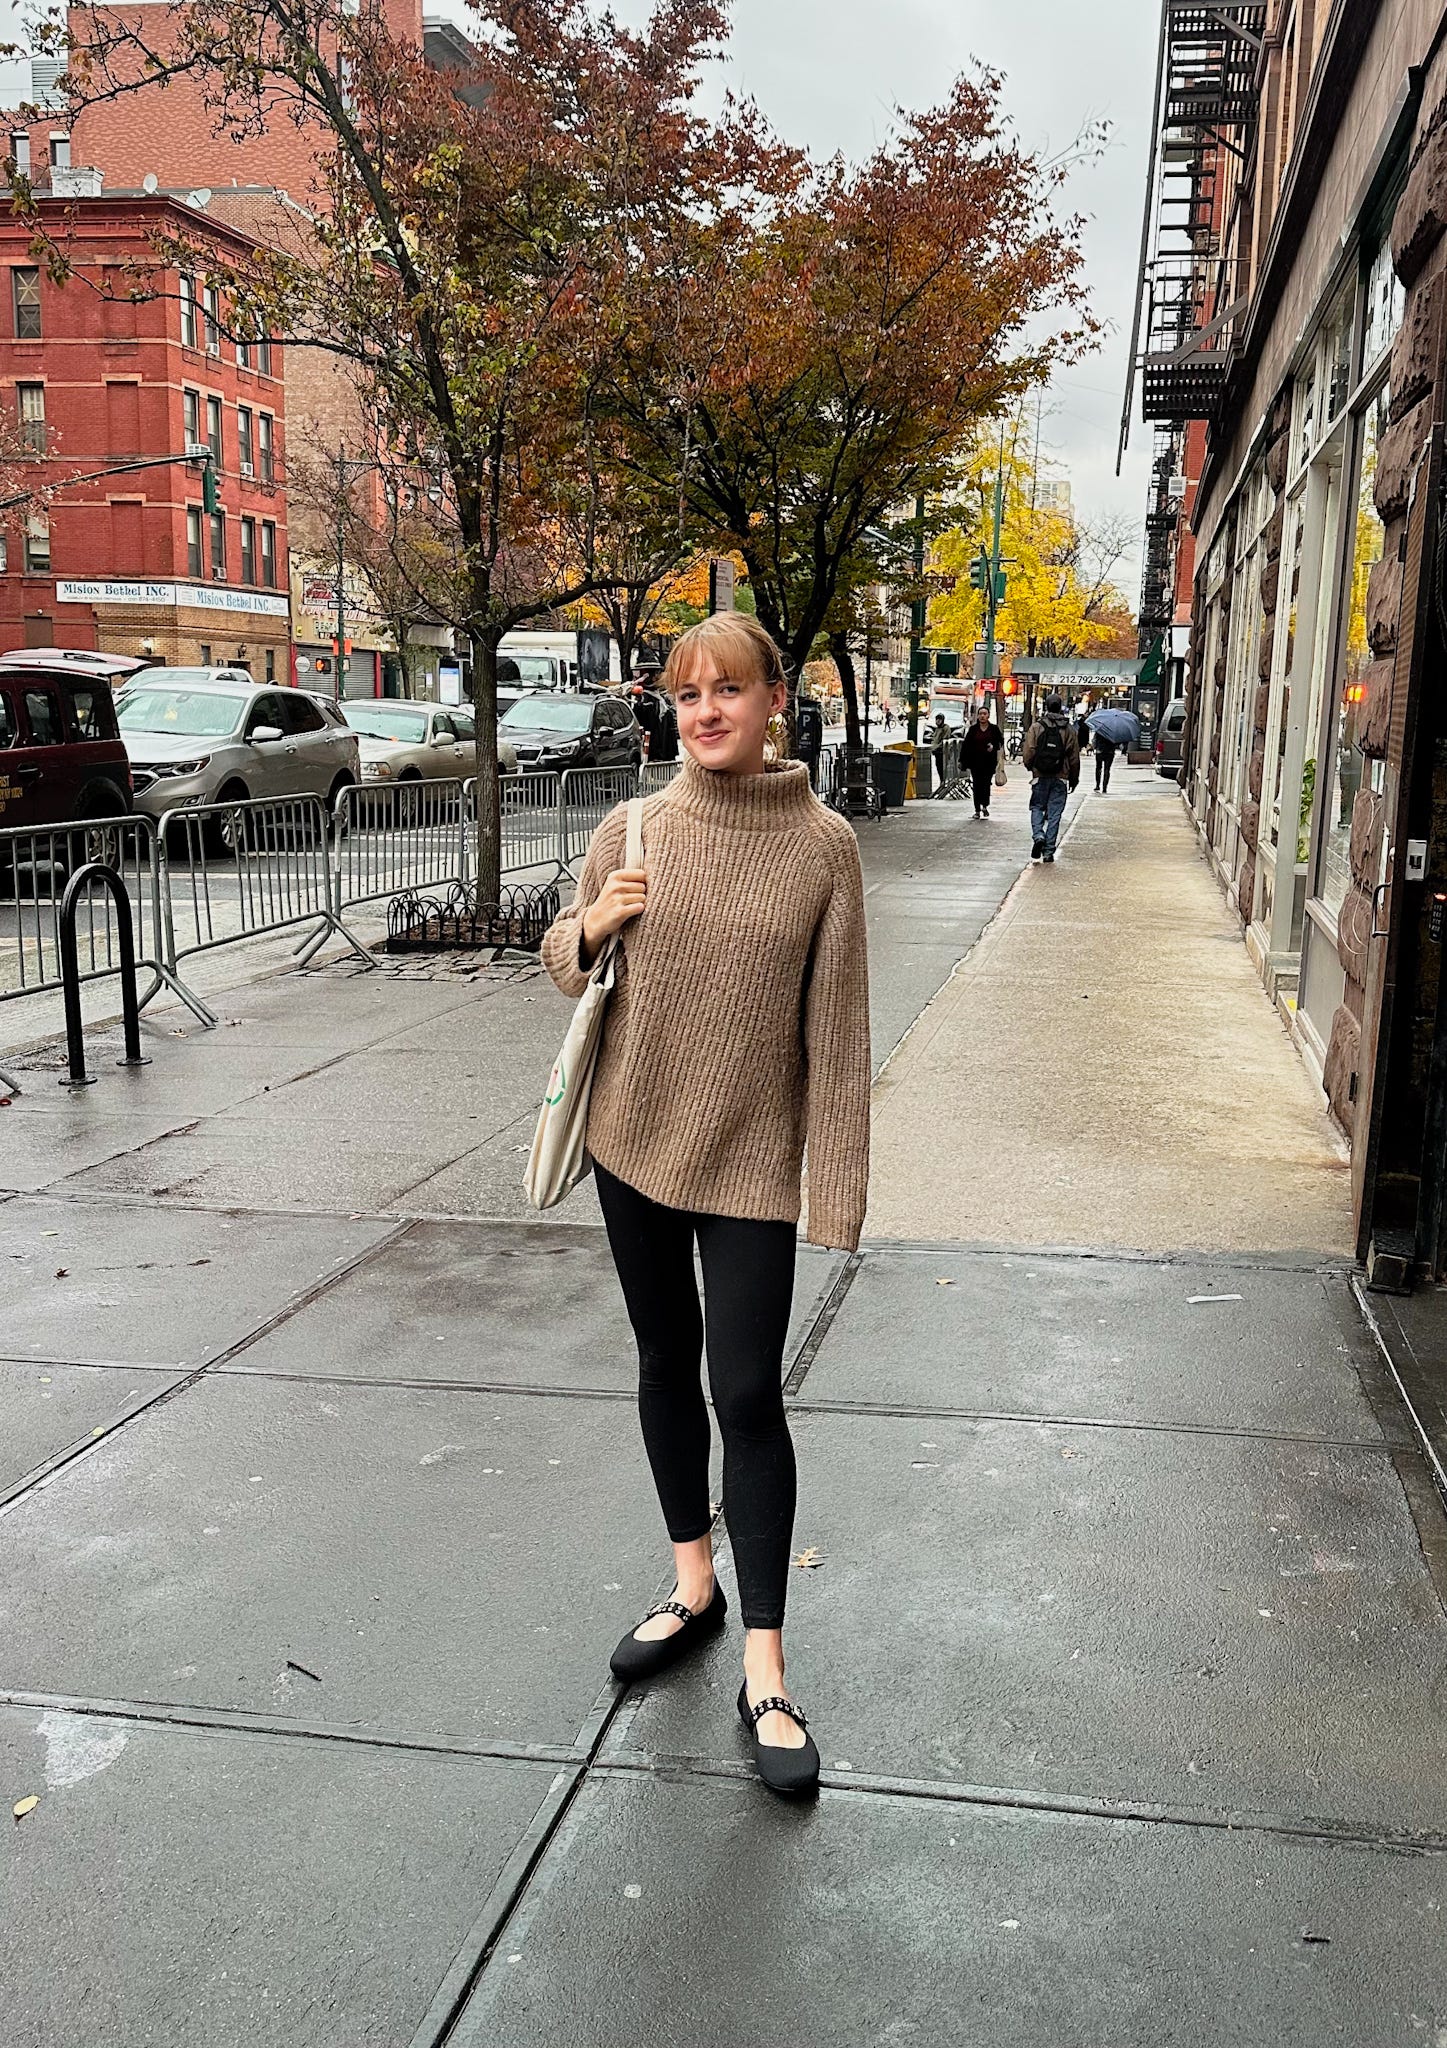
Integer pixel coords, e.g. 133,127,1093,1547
925,712,951,794
1022,690,1080,863
539,612,870,1797
1093,731,1118,793
960,702,1005,818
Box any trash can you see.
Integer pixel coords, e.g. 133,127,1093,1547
871,747,911,811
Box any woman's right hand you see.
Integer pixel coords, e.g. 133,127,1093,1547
581,867,647,963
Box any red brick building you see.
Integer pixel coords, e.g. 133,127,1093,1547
0,190,291,674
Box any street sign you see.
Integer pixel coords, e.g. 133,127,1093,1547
708,558,736,613
303,575,338,609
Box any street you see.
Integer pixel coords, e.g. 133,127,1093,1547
1,770,1443,2045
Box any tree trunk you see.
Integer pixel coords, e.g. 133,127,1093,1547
829,628,862,752
469,621,503,904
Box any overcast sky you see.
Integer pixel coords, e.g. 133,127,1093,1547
0,0,1158,592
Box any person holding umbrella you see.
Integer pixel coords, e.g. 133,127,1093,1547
1022,691,1080,863
1085,706,1141,795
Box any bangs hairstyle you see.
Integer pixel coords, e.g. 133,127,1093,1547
661,613,787,696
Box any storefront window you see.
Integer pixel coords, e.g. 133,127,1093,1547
1295,356,1318,471
1323,286,1354,426
1270,506,1304,850
1363,237,1406,372
1317,387,1388,916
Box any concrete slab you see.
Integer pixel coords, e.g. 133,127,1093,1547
398,1119,604,1223
0,1377,670,1746
54,1119,474,1210
0,1108,193,1192
202,971,482,1051
212,1047,541,1139
0,1198,394,1364
0,1040,323,1118
0,1360,186,1491
448,1770,1447,2048
0,1702,565,2048
803,1249,1386,1439
225,1220,844,1391
616,1410,1447,1831
867,780,1355,1254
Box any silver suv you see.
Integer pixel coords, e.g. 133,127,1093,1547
116,669,359,848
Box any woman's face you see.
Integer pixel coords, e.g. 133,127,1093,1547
674,652,787,775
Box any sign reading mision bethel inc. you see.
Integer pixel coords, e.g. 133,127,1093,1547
55,580,290,619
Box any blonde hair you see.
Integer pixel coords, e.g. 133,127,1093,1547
661,613,788,696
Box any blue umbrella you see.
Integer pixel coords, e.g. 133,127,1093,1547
1087,708,1141,748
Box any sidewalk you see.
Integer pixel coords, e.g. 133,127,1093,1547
870,770,1354,1254
2,772,1445,2046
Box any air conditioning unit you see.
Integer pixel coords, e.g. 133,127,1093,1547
240,461,254,478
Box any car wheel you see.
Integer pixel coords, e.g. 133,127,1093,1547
327,775,355,841
210,784,252,859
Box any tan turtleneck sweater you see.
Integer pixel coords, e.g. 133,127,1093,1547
540,758,871,1250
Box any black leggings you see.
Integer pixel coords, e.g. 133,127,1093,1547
594,1162,798,1630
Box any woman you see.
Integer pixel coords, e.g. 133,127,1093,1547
960,701,1005,819
540,614,871,1796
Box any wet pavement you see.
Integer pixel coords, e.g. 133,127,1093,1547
1,771,1444,2046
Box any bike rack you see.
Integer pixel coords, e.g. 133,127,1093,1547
57,863,152,1089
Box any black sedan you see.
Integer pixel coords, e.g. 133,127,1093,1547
499,692,642,773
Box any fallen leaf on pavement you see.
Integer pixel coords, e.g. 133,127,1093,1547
794,1546,825,1570
935,1278,955,1287
54,1268,68,1279
13,1796,38,1820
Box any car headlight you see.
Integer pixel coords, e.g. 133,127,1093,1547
363,760,394,780
145,756,211,777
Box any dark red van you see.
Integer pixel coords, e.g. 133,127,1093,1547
0,652,135,834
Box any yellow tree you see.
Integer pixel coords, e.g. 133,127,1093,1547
928,436,1132,664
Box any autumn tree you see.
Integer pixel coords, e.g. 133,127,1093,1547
29,0,753,895
606,70,1096,687
929,435,1135,669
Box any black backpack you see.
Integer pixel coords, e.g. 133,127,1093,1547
1033,721,1068,776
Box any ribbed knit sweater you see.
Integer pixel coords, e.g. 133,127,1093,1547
540,758,871,1249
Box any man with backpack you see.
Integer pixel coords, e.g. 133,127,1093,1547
1022,691,1080,863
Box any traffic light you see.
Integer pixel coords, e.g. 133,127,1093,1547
1002,677,1017,696
201,458,218,515
993,570,1008,605
969,551,990,592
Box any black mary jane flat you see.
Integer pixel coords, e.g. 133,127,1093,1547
736,1682,821,1797
608,1583,727,1684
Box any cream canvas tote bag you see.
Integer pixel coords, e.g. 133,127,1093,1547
524,796,644,1209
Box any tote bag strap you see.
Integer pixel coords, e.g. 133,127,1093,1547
594,796,646,981
624,794,645,871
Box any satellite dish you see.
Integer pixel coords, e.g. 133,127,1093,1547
142,172,158,193
190,187,212,208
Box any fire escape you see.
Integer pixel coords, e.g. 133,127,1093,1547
1122,1,1266,653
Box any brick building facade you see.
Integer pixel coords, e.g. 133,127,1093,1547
0,192,290,673
1128,1,1447,1282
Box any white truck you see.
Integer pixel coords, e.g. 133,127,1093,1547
497,628,622,692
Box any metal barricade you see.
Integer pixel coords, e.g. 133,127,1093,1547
560,765,642,875
158,794,370,1017
0,812,203,1023
934,738,969,801
495,769,564,882
331,777,470,917
641,760,683,797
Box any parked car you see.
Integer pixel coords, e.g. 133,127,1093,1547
1155,697,1188,777
498,691,643,773
344,699,517,781
116,671,359,850
0,651,134,835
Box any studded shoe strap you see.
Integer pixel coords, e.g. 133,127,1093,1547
647,1600,697,1626
746,1694,807,1731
